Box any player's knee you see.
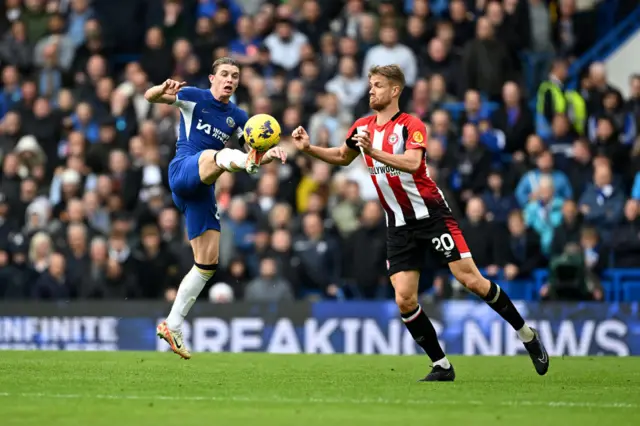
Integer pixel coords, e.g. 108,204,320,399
198,150,223,185
395,292,418,313
194,262,218,279
391,271,419,312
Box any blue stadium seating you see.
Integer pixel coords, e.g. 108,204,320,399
449,268,640,302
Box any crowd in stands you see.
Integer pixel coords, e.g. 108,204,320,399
0,0,639,303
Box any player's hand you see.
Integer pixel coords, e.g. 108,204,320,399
353,130,372,153
265,146,287,164
160,79,186,96
291,126,311,151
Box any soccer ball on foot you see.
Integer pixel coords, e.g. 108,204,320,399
243,113,281,152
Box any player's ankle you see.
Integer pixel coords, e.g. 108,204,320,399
517,324,535,343
433,357,451,369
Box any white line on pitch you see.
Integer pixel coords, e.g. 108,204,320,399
0,392,637,409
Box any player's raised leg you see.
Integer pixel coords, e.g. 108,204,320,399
391,270,455,381
200,146,287,183
449,258,549,375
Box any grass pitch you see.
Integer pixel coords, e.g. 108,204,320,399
0,352,638,426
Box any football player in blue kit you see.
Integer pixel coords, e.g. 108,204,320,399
145,57,287,359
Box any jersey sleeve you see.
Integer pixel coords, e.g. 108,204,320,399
171,86,199,108
404,116,428,151
344,120,363,151
234,108,249,144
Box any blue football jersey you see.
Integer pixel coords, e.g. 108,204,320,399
172,87,248,157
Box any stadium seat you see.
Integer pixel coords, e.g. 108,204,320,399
623,282,640,302
610,269,640,302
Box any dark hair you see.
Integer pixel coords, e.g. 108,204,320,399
211,57,239,75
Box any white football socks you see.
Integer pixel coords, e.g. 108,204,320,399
215,148,248,172
433,357,451,369
166,266,214,331
517,325,535,343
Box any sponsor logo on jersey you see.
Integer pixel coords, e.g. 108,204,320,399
196,119,231,143
226,116,235,128
368,165,401,177
412,131,425,145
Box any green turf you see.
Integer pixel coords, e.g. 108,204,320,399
0,352,638,426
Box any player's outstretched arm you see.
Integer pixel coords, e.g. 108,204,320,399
291,126,358,166
144,79,186,104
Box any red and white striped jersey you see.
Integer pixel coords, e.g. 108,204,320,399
345,112,449,227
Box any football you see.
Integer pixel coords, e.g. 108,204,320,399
243,113,281,152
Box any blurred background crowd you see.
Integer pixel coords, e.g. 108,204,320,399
0,0,639,303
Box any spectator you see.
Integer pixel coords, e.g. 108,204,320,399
343,200,387,299
215,257,249,299
31,251,69,299
461,16,512,101
448,0,474,50
135,223,179,298
23,0,50,43
524,0,555,93
627,74,640,128
451,123,492,203
421,37,458,96
458,89,491,128
546,114,576,163
611,199,640,267
429,109,457,150
523,175,564,256
222,197,256,260
140,27,174,86
362,25,417,89
0,21,32,74
588,89,637,146
268,228,299,292
567,138,594,200
579,163,625,244
584,62,618,117
428,74,457,107
516,150,573,207
331,178,363,237
298,0,328,50
64,222,90,292
308,92,353,148
0,233,35,298
482,170,518,224
496,210,545,280
33,13,75,72
407,78,432,121
293,213,341,299
553,0,596,58
536,58,587,139
325,56,366,112
459,197,498,270
245,257,294,302
491,82,534,155
590,115,629,168
551,200,583,257
66,0,95,48
264,18,308,72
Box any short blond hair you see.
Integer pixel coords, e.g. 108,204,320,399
368,64,405,90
